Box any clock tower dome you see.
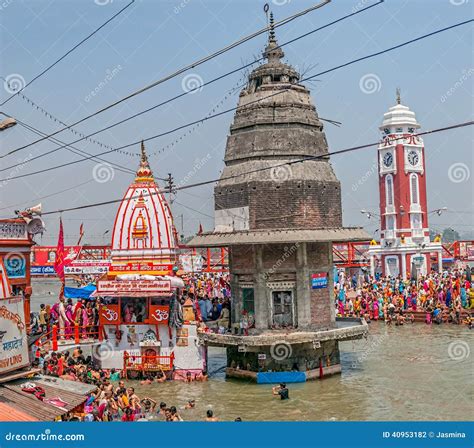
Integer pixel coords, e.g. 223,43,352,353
368,91,442,279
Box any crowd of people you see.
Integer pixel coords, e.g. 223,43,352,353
35,296,101,339
334,267,473,326
182,272,233,332
33,348,225,422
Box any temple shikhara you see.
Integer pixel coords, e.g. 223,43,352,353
95,143,205,379
367,92,443,279
189,16,369,382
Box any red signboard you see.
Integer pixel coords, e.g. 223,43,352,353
96,280,171,295
109,262,174,273
149,305,169,325
99,304,120,325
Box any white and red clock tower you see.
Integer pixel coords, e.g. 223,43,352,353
368,92,443,279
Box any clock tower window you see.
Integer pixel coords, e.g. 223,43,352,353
410,174,419,204
385,175,394,206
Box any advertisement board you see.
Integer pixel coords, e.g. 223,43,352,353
64,260,111,275
31,265,56,275
0,297,29,374
96,279,171,295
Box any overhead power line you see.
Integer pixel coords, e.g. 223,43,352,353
2,0,383,166
13,119,135,176
0,18,471,183
28,121,471,217
2,0,331,156
0,0,136,106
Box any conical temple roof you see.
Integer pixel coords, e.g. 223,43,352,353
111,142,178,264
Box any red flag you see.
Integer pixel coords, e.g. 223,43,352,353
77,223,84,245
54,218,66,283
198,222,203,235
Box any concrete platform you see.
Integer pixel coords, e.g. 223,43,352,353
198,318,368,348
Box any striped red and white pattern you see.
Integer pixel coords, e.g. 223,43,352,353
0,258,12,299
111,183,178,255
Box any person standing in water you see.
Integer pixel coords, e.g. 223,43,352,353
272,383,289,400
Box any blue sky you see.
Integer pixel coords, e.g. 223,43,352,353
0,0,472,245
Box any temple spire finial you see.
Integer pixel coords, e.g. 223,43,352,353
396,87,401,105
135,140,154,183
269,12,276,44
263,8,284,63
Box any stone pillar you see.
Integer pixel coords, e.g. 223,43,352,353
401,253,407,280
296,242,311,328
370,254,375,278
326,242,336,325
253,244,269,330
228,248,241,326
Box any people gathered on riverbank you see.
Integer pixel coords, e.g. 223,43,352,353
34,349,215,422
334,267,473,327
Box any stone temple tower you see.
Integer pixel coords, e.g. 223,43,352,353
191,15,368,383
214,14,342,232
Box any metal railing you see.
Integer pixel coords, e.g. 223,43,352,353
123,353,174,378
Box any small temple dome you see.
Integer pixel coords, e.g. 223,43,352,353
111,142,178,264
380,89,420,132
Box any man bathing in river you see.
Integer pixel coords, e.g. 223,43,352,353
273,383,289,400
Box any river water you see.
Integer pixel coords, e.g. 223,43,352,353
31,279,473,421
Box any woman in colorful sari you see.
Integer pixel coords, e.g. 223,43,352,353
65,299,74,339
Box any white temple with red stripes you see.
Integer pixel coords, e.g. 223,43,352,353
94,143,206,380
109,142,179,275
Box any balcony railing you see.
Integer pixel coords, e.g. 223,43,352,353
412,229,424,239
384,230,396,240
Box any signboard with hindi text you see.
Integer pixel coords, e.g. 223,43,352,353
96,279,171,295
65,260,111,275
311,272,328,289
0,297,29,374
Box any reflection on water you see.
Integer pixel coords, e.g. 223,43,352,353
32,279,473,421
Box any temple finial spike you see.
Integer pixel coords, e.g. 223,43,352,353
269,12,276,43
396,87,401,105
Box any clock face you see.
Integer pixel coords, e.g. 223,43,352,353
383,152,393,167
408,150,419,166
